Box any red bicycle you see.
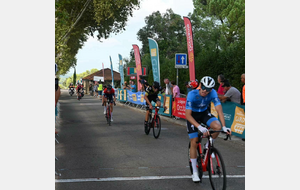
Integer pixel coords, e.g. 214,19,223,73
188,123,231,190
105,101,115,126
144,106,161,139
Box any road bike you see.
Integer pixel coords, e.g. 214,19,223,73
104,100,115,126
144,105,161,139
188,123,231,190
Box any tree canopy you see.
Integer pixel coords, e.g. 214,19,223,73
55,0,140,75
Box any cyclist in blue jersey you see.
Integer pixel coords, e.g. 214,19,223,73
185,76,231,183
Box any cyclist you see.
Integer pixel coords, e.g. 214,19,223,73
102,84,116,121
76,83,82,99
144,81,163,130
185,76,231,183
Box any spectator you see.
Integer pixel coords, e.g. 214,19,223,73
217,74,226,96
164,78,173,96
171,80,180,119
98,81,103,100
89,83,93,96
185,81,192,95
171,81,180,99
241,73,245,105
139,78,149,92
55,78,61,107
123,81,130,90
163,78,173,111
130,80,137,92
218,79,241,104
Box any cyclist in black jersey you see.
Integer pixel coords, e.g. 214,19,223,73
144,81,163,129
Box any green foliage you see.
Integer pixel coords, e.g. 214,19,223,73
55,0,140,75
60,68,99,89
132,3,244,94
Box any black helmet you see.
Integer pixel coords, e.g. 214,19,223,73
107,84,112,90
152,81,160,89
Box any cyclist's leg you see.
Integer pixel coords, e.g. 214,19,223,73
203,110,222,139
155,97,161,108
187,119,199,170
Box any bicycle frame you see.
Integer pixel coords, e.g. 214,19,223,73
148,106,160,126
197,130,223,172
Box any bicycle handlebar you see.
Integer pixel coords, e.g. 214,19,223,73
198,129,231,141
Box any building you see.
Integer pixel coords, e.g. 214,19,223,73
82,68,121,94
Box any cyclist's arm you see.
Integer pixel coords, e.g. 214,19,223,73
215,104,226,128
144,94,151,106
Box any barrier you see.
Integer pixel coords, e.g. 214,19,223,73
172,97,245,139
118,89,127,102
211,102,245,139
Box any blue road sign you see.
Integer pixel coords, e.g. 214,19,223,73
175,53,188,68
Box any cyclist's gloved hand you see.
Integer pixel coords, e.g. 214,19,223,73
197,125,208,134
114,102,116,106
222,126,231,134
102,103,104,106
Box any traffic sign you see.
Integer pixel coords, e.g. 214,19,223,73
175,53,188,68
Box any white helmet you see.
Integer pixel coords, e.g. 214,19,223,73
201,76,215,88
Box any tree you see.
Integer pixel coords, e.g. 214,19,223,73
55,0,140,75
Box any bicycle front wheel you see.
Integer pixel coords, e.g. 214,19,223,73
208,147,227,190
153,116,161,139
107,107,111,126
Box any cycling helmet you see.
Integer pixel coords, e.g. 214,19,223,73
107,84,112,90
190,80,199,89
152,81,160,89
200,76,215,88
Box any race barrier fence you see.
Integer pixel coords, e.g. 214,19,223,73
117,89,245,139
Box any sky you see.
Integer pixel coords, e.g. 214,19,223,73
63,0,194,76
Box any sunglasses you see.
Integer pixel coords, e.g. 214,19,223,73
201,85,212,92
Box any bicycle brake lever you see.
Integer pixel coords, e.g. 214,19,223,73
224,134,231,141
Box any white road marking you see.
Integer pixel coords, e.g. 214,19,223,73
55,175,245,183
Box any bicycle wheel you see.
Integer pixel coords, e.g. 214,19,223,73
153,115,161,139
188,142,203,181
208,147,226,190
107,106,111,126
145,114,151,135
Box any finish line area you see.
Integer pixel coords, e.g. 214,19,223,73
56,175,245,183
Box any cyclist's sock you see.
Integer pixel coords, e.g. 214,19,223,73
111,112,113,118
191,158,198,174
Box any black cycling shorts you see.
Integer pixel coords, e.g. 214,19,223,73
104,94,114,102
186,109,219,139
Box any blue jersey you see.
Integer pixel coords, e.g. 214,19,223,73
186,89,221,112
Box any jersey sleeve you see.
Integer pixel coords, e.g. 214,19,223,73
185,91,194,110
145,86,151,96
210,89,221,107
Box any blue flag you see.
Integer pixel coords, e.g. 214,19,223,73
109,56,114,88
118,54,125,87
148,38,160,83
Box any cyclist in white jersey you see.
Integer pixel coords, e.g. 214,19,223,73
185,76,231,183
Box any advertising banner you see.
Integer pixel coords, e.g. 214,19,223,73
127,91,146,105
183,16,195,81
148,38,160,83
211,101,245,139
109,56,114,88
118,54,125,86
132,45,143,91
118,89,127,102
151,94,172,117
172,98,187,119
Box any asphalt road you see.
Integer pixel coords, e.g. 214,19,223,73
55,90,245,190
